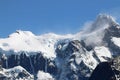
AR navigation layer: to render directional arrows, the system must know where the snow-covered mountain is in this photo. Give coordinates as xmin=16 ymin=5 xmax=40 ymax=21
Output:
xmin=0 ymin=14 xmax=120 ymax=80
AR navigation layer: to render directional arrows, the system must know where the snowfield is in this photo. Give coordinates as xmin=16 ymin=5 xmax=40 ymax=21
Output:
xmin=37 ymin=71 xmax=54 ymax=80
xmin=0 ymin=30 xmax=73 ymax=58
xmin=111 ymin=37 xmax=120 ymax=47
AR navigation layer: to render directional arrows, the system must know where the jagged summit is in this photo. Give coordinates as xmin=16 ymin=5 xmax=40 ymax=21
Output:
xmin=96 ymin=14 xmax=116 ymax=24
xmin=84 ymin=14 xmax=117 ymax=33
xmin=79 ymin=14 xmax=120 ymax=48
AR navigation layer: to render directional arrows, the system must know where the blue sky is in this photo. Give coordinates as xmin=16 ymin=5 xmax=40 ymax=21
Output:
xmin=0 ymin=0 xmax=120 ymax=37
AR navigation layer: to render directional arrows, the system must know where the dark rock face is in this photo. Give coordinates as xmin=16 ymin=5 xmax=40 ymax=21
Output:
xmin=1 ymin=53 xmax=58 ymax=75
xmin=89 ymin=62 xmax=116 ymax=80
xmin=89 ymin=56 xmax=120 ymax=80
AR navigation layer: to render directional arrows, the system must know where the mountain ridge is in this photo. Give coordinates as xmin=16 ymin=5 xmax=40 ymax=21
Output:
xmin=0 ymin=14 xmax=117 ymax=55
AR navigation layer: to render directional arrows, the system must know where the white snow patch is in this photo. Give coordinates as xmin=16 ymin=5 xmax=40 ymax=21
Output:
xmin=94 ymin=46 xmax=112 ymax=61
xmin=111 ymin=37 xmax=120 ymax=47
xmin=84 ymin=51 xmax=98 ymax=69
xmin=37 ymin=71 xmax=54 ymax=80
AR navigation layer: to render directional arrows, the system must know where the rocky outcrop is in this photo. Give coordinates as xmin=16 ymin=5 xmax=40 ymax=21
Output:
xmin=89 ymin=56 xmax=120 ymax=80
xmin=0 ymin=65 xmax=33 ymax=80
